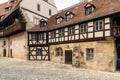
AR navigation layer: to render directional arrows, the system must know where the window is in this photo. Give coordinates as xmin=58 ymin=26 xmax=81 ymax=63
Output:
xmin=94 ymin=20 xmax=104 ymax=31
xmin=69 ymin=26 xmax=75 ymax=35
xmin=31 ymin=33 xmax=36 ymax=41
xmin=59 ymin=29 xmax=64 ymax=37
xmin=85 ymin=7 xmax=93 ymax=16
xmin=33 ymin=17 xmax=39 ymax=25
xmin=56 ymin=18 xmax=61 ymax=24
xmin=66 ymin=14 xmax=71 ymax=21
xmin=66 ymin=12 xmax=74 ymax=21
xmin=85 ymin=3 xmax=95 ymax=16
xmin=51 ymin=31 xmax=56 ymax=39
xmin=38 ymin=33 xmax=44 ymax=40
xmin=49 ymin=9 xmax=52 ymax=16
xmin=80 ymin=24 xmax=87 ymax=33
xmin=56 ymin=16 xmax=63 ymax=24
xmin=44 ymin=0 xmax=48 ymax=2
xmin=3 ymin=41 xmax=6 ymax=45
xmin=87 ymin=48 xmax=94 ymax=60
xmin=36 ymin=48 xmax=42 ymax=56
xmin=40 ymin=19 xmax=47 ymax=27
xmin=5 ymin=7 xmax=10 ymax=12
xmin=55 ymin=48 xmax=63 ymax=56
xmin=37 ymin=4 xmax=40 ymax=11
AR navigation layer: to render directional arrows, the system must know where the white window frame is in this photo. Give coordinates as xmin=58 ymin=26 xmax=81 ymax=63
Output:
xmin=94 ymin=20 xmax=104 ymax=31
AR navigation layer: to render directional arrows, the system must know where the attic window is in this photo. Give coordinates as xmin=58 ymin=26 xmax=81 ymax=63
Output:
xmin=10 ymin=0 xmax=15 ymax=4
xmin=66 ymin=11 xmax=74 ymax=21
xmin=85 ymin=3 xmax=95 ymax=16
xmin=40 ymin=19 xmax=47 ymax=27
xmin=5 ymin=7 xmax=11 ymax=12
xmin=56 ymin=16 xmax=63 ymax=24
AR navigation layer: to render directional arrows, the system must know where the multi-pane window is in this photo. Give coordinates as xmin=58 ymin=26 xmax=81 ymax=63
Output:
xmin=80 ymin=24 xmax=87 ymax=33
xmin=66 ymin=14 xmax=71 ymax=21
xmin=69 ymin=26 xmax=75 ymax=35
xmin=55 ymin=48 xmax=63 ymax=56
xmin=94 ymin=20 xmax=104 ymax=31
xmin=38 ymin=33 xmax=44 ymax=40
xmin=31 ymin=33 xmax=36 ymax=41
xmin=51 ymin=31 xmax=56 ymax=39
xmin=49 ymin=9 xmax=52 ymax=16
xmin=37 ymin=4 xmax=40 ymax=11
xmin=85 ymin=7 xmax=93 ymax=16
xmin=59 ymin=29 xmax=64 ymax=37
xmin=36 ymin=48 xmax=42 ymax=56
xmin=40 ymin=21 xmax=47 ymax=27
xmin=87 ymin=48 xmax=94 ymax=60
xmin=56 ymin=18 xmax=61 ymax=24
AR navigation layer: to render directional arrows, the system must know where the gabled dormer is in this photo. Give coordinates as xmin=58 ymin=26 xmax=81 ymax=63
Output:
xmin=56 ymin=15 xmax=64 ymax=24
xmin=65 ymin=11 xmax=74 ymax=21
xmin=5 ymin=6 xmax=11 ymax=12
xmin=8 ymin=0 xmax=16 ymax=5
xmin=84 ymin=3 xmax=95 ymax=16
xmin=40 ymin=19 xmax=47 ymax=27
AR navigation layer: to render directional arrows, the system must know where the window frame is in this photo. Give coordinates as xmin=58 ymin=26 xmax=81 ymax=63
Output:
xmin=86 ymin=48 xmax=94 ymax=60
xmin=31 ymin=33 xmax=37 ymax=41
xmin=68 ymin=26 xmax=75 ymax=35
xmin=38 ymin=33 xmax=44 ymax=40
xmin=36 ymin=48 xmax=42 ymax=56
xmin=94 ymin=20 xmax=104 ymax=31
xmin=51 ymin=31 xmax=56 ymax=39
xmin=59 ymin=29 xmax=64 ymax=37
xmin=55 ymin=48 xmax=63 ymax=56
xmin=49 ymin=9 xmax=52 ymax=16
xmin=80 ymin=23 xmax=87 ymax=33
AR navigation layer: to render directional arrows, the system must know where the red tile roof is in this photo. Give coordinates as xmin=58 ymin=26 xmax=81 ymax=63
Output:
xmin=29 ymin=0 xmax=120 ymax=32
xmin=0 ymin=1 xmax=21 ymax=21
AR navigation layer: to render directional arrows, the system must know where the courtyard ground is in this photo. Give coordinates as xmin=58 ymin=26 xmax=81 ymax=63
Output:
xmin=0 ymin=58 xmax=120 ymax=80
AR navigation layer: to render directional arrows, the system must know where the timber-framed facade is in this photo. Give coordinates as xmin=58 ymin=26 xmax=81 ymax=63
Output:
xmin=28 ymin=0 xmax=120 ymax=72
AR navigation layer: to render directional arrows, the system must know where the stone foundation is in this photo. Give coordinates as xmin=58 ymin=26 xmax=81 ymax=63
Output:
xmin=50 ymin=39 xmax=117 ymax=72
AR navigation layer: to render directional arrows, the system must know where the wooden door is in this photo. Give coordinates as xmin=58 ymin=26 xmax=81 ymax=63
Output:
xmin=65 ymin=50 xmax=72 ymax=64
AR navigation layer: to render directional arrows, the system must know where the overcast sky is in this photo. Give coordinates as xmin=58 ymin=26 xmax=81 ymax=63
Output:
xmin=0 ymin=0 xmax=80 ymax=10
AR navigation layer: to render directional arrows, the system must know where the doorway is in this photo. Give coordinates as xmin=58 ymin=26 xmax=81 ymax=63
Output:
xmin=3 ymin=49 xmax=6 ymax=57
xmin=65 ymin=50 xmax=72 ymax=64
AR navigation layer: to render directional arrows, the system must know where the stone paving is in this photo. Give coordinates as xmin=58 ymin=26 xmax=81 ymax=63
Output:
xmin=0 ymin=58 xmax=120 ymax=80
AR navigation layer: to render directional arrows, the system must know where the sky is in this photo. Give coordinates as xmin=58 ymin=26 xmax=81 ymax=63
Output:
xmin=0 ymin=0 xmax=80 ymax=10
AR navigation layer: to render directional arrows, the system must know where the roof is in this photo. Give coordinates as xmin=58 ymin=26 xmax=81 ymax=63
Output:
xmin=0 ymin=0 xmax=21 ymax=21
xmin=28 ymin=0 xmax=120 ymax=32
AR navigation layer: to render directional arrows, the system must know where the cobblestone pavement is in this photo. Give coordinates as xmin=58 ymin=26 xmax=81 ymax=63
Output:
xmin=0 ymin=58 xmax=120 ymax=80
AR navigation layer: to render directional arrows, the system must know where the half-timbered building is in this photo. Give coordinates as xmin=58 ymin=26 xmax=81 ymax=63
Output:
xmin=0 ymin=0 xmax=57 ymax=59
xmin=28 ymin=0 xmax=120 ymax=72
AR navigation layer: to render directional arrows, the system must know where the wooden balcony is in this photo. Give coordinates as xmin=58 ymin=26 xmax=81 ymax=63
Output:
xmin=4 ymin=22 xmax=26 ymax=36
xmin=112 ymin=26 xmax=120 ymax=36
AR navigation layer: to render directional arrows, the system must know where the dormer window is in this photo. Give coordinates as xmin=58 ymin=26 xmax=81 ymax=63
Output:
xmin=5 ymin=6 xmax=11 ymax=12
xmin=66 ymin=11 xmax=74 ymax=21
xmin=84 ymin=3 xmax=95 ymax=16
xmin=40 ymin=19 xmax=47 ymax=27
xmin=56 ymin=16 xmax=64 ymax=24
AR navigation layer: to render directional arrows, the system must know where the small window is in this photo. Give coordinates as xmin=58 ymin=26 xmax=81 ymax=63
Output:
xmin=94 ymin=20 xmax=104 ymax=31
xmin=80 ymin=24 xmax=87 ymax=33
xmin=44 ymin=0 xmax=48 ymax=2
xmin=36 ymin=48 xmax=42 ymax=56
xmin=51 ymin=31 xmax=56 ymax=39
xmin=59 ymin=29 xmax=64 ymax=37
xmin=3 ymin=41 xmax=6 ymax=45
xmin=56 ymin=18 xmax=61 ymax=24
xmin=31 ymin=33 xmax=36 ymax=41
xmin=85 ymin=7 xmax=93 ymax=16
xmin=68 ymin=26 xmax=75 ymax=35
xmin=85 ymin=3 xmax=95 ymax=16
xmin=5 ymin=7 xmax=10 ymax=12
xmin=49 ymin=9 xmax=52 ymax=16
xmin=87 ymin=48 xmax=94 ymax=60
xmin=38 ymin=33 xmax=44 ymax=40
xmin=40 ymin=19 xmax=47 ymax=27
xmin=37 ymin=4 xmax=40 ymax=11
xmin=66 ymin=12 xmax=74 ymax=21
xmin=33 ymin=17 xmax=39 ymax=25
xmin=55 ymin=48 xmax=63 ymax=56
